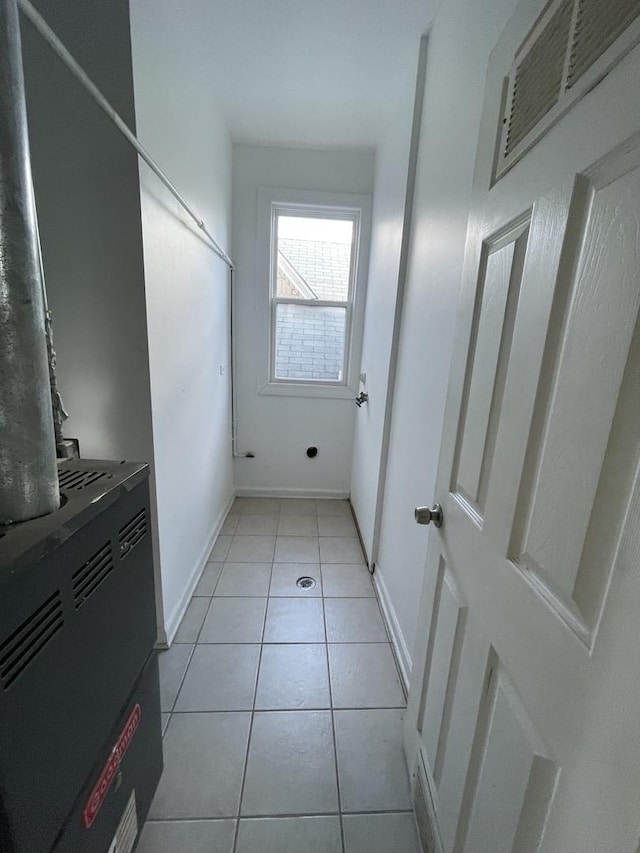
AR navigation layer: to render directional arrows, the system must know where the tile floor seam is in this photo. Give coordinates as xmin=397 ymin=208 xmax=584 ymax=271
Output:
xmin=143 ymin=806 xmax=415 ymax=824
xmin=236 ymin=808 xmax=417 ymax=827
xmin=167 ymin=702 xmax=406 ymax=714
xmin=321 ymin=591 xmax=346 ymax=853
xmin=210 ymin=560 xmax=226 ymax=597
xmin=167 ymin=643 xmax=196 ymax=716
xmin=193 ymin=590 xmax=216 ymax=646
xmin=143 ymin=818 xmax=238 ymax=824
xmin=152 ymin=503 xmax=420 ymax=852
xmin=230 ymin=562 xmax=273 ymax=853
xmin=191 ymin=639 xmax=399 ymax=645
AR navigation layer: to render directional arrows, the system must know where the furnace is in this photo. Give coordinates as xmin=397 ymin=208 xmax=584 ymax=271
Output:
xmin=0 ymin=459 xmax=162 ymax=853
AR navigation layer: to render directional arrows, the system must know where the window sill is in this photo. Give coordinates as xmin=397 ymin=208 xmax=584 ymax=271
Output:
xmin=258 ymin=380 xmax=357 ymax=400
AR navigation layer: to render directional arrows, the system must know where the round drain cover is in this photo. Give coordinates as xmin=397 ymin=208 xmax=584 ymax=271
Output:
xmin=296 ymin=576 xmax=316 ymax=590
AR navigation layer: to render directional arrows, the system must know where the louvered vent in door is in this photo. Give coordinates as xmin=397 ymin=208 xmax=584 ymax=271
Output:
xmin=0 ymin=593 xmax=64 ymax=690
xmin=566 ymin=0 xmax=640 ymax=88
xmin=118 ymin=509 xmax=147 ymax=559
xmin=72 ymin=543 xmax=114 ymax=609
xmin=496 ymin=0 xmax=640 ymax=179
xmin=505 ymin=0 xmax=573 ymax=157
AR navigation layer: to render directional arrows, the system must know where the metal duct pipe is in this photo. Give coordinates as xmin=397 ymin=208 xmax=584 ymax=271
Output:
xmin=0 ymin=0 xmax=59 ymax=524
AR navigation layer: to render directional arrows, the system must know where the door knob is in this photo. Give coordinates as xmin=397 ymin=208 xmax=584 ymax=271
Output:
xmin=414 ymin=504 xmax=443 ymax=527
xmin=355 ymin=392 xmax=369 ymax=407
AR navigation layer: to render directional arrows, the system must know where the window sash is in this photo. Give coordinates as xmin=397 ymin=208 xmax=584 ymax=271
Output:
xmin=270 ymin=299 xmax=352 ymax=385
xmin=274 ymin=297 xmax=349 ymax=309
xmin=269 ymin=206 xmax=360 ymax=386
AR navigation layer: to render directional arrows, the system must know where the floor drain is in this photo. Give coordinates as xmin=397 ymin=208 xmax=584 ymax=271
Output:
xmin=296 ymin=576 xmax=316 ymax=590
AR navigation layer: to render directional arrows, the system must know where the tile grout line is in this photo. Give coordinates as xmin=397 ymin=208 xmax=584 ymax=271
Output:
xmin=230 ymin=560 xmax=273 ymax=853
xmin=226 ymin=533 xmax=361 ymax=538
xmin=194 ymin=594 xmax=374 ymax=600
xmin=321 ymin=579 xmax=347 ymax=853
xmin=164 ymin=568 xmax=219 ymax=725
xmin=160 ymin=503 xmax=409 ymax=846
xmin=164 ymin=703 xmax=407 ymax=715
xmin=176 ymin=639 xmax=407 ymax=645
xmin=162 ymin=564 xmax=223 ymax=739
xmin=164 ymin=642 xmax=196 ymax=737
xmin=225 ymin=592 xmax=372 ymax=596
xmin=143 ymin=807 xmax=416 ymax=825
xmin=188 ymin=558 xmax=227 ymax=645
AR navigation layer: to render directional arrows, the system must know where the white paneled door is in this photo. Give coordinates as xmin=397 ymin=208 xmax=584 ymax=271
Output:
xmin=404 ymin=9 xmax=640 ymax=853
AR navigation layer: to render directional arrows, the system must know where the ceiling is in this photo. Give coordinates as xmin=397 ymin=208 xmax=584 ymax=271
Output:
xmin=190 ymin=0 xmax=435 ymax=149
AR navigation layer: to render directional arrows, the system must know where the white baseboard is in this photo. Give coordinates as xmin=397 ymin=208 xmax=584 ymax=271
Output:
xmin=155 ymin=626 xmax=169 ymax=650
xmin=350 ymin=506 xmax=370 ymax=566
xmin=163 ymin=490 xmax=235 ymax=645
xmin=374 ymin=565 xmax=412 ymax=692
xmin=235 ymin=486 xmax=349 ymax=499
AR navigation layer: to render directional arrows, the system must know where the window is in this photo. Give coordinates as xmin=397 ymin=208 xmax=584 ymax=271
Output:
xmin=271 ymin=210 xmax=356 ymax=385
xmin=256 ymin=188 xmax=370 ymax=398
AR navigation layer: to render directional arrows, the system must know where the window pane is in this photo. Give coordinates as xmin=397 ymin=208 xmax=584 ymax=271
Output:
xmin=275 ymin=303 xmax=346 ymax=381
xmin=276 ymin=215 xmax=353 ymax=300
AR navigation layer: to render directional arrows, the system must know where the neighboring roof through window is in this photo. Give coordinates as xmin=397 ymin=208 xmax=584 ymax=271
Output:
xmin=277 ymin=238 xmax=351 ymax=301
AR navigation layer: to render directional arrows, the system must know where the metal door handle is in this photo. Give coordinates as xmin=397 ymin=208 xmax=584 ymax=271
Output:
xmin=355 ymin=392 xmax=369 ymax=407
xmin=414 ymin=504 xmax=443 ymax=527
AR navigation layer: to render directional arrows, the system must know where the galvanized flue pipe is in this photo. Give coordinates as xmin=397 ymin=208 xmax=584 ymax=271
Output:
xmin=0 ymin=0 xmax=59 ymax=524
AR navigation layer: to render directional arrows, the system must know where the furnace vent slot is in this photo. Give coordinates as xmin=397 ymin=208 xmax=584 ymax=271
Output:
xmin=0 ymin=593 xmax=64 ymax=690
xmin=119 ymin=509 xmax=147 ymax=559
xmin=72 ymin=543 xmax=114 ymax=609
xmin=58 ymin=469 xmax=109 ymax=491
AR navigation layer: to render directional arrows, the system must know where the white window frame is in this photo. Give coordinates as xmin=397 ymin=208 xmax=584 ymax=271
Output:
xmin=257 ymin=187 xmax=372 ymax=399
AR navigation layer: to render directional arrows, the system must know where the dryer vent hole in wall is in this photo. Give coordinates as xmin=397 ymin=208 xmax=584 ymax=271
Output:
xmin=306 ymin=446 xmax=318 ymax=459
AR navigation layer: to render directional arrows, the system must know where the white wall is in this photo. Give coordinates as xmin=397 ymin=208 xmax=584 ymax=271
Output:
xmin=22 ymin=0 xmax=164 ymax=617
xmin=349 ymin=125 xmax=413 ymax=559
xmin=370 ymin=0 xmax=522 ymax=681
xmin=232 ymin=145 xmax=375 ymax=498
xmin=23 ymin=0 xmax=154 ymax=473
xmin=130 ymin=0 xmax=234 ymax=642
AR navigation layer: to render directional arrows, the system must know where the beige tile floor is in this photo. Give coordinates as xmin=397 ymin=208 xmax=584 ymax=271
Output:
xmin=138 ymin=498 xmax=422 ymax=853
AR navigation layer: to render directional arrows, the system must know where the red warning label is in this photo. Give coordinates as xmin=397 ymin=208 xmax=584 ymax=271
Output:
xmin=83 ymin=704 xmax=141 ymax=829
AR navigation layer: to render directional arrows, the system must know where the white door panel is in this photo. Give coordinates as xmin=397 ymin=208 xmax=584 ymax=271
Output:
xmin=454 ymin=234 xmax=521 ymax=509
xmin=433 ymin=620 xmax=492 ymax=853
xmin=458 ymin=663 xmax=557 ymax=853
xmin=418 ymin=561 xmax=469 ymax=776
xmin=482 ymin=179 xmax=591 ymax=565
xmin=509 ymin=164 xmax=640 ymax=612
xmin=406 ymin=12 xmax=640 ymax=853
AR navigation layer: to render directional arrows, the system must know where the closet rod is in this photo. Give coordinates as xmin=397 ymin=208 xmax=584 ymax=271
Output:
xmin=18 ymin=0 xmax=234 ymax=269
